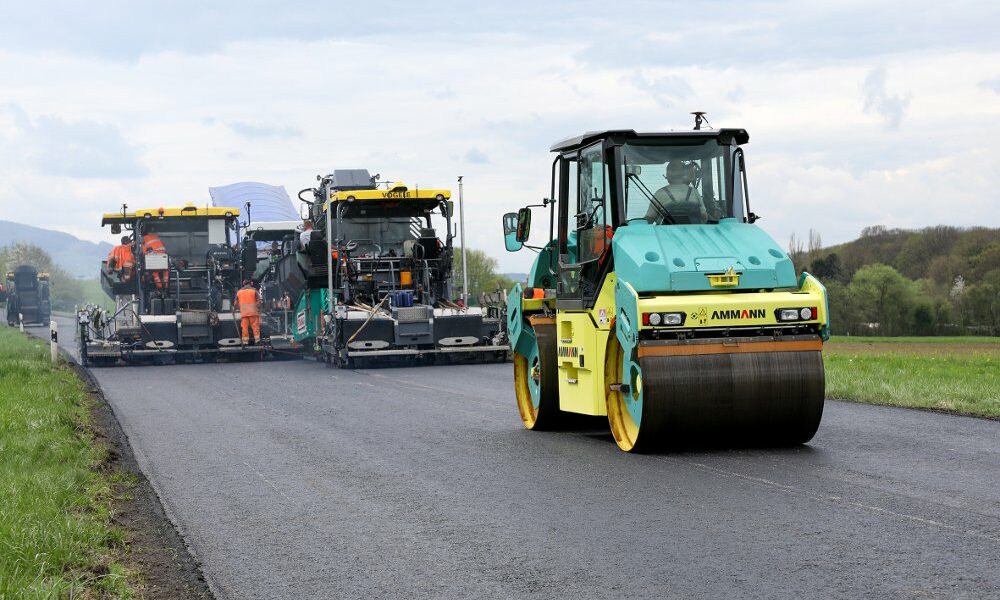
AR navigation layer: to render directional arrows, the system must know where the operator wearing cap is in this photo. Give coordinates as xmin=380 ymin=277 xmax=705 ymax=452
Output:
xmin=647 ymin=161 xmax=708 ymax=223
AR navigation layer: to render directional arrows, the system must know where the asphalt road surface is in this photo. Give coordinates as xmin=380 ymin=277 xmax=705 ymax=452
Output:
xmin=33 ymin=318 xmax=1000 ymax=598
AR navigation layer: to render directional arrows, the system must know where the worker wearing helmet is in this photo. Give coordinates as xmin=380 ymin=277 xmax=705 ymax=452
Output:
xmin=236 ymin=280 xmax=261 ymax=345
xmin=142 ymin=226 xmax=169 ymax=290
xmin=107 ymin=235 xmax=136 ymax=283
xmin=648 ymin=161 xmax=708 ymax=224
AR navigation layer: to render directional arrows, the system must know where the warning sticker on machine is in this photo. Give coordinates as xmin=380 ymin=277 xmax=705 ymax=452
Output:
xmin=598 ymin=308 xmax=608 ymax=326
xmin=297 ymin=312 xmax=307 ymax=334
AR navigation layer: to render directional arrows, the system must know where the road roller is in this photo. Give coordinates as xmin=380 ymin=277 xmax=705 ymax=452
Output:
xmin=503 ymin=119 xmax=829 ymax=452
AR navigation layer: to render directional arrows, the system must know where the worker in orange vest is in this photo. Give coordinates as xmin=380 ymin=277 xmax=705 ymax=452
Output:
xmin=142 ymin=226 xmax=169 ymax=290
xmin=236 ymin=280 xmax=261 ymax=345
xmin=107 ymin=235 xmax=136 ymax=282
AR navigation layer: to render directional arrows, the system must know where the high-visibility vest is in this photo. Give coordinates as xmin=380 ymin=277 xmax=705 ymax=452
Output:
xmin=143 ymin=234 xmax=166 ymax=255
xmin=236 ymin=287 xmax=259 ymax=316
xmin=109 ymin=245 xmax=136 ymax=269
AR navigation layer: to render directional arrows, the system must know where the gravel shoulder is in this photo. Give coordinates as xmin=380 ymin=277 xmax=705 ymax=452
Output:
xmin=26 ymin=321 xmax=212 ymax=599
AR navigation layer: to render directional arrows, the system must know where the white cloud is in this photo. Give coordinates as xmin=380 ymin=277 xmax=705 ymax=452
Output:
xmin=1 ymin=104 xmax=147 ymax=178
xmin=226 ymin=121 xmax=303 ymax=139
xmin=0 ymin=2 xmax=997 ymax=275
xmin=861 ymin=66 xmax=911 ymax=130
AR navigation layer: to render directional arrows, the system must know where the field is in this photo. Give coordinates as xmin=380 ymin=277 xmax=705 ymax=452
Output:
xmin=81 ymin=278 xmax=115 ymax=311
xmin=825 ymin=336 xmax=999 ymax=418
xmin=0 ymin=327 xmax=134 ymax=598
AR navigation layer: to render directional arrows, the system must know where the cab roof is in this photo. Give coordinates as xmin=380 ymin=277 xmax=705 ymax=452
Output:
xmin=549 ymin=128 xmax=750 ymax=153
xmin=101 ymin=204 xmax=240 ymax=225
xmin=326 ymin=184 xmax=451 ymax=205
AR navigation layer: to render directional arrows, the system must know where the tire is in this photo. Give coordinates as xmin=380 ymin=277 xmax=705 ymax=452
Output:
xmin=513 ymin=319 xmax=563 ymax=430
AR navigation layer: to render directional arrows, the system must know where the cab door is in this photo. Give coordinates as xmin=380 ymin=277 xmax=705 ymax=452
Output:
xmin=555 ymin=141 xmax=613 ymax=416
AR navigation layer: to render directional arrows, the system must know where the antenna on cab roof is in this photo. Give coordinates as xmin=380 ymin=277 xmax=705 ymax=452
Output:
xmin=691 ymin=111 xmax=711 ymax=130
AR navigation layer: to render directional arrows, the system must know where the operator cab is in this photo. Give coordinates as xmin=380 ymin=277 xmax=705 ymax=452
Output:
xmin=302 ymin=169 xmax=454 ymax=307
xmin=503 ymin=127 xmax=755 ymax=307
xmin=100 ymin=205 xmax=241 ymax=313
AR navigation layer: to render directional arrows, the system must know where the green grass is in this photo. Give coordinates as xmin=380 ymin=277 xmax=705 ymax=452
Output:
xmin=829 ymin=335 xmax=1000 ymax=344
xmin=0 ymin=327 xmax=135 ymax=598
xmin=80 ymin=279 xmax=115 ymax=311
xmin=825 ymin=339 xmax=999 ymax=418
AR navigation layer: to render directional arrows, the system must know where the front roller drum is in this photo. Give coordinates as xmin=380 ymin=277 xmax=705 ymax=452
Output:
xmin=514 ymin=317 xmax=564 ymax=430
xmin=608 ymin=344 xmax=825 ymax=452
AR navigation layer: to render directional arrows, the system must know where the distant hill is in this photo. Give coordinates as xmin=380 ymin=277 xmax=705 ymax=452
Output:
xmin=0 ymin=220 xmax=111 ymax=278
xmin=798 ymin=225 xmax=999 ymax=287
xmin=794 ymin=225 xmax=999 ymax=336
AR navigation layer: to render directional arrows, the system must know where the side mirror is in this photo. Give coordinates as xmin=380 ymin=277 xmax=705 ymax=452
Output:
xmin=110 ymin=224 xmax=122 ymax=235
xmin=516 ymin=207 xmax=531 ymax=242
xmin=443 ymin=201 xmax=455 ymax=218
xmin=502 ymin=212 xmax=522 ymax=252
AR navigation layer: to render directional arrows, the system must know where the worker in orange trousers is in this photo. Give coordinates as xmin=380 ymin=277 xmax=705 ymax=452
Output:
xmin=236 ymin=280 xmax=261 ymax=345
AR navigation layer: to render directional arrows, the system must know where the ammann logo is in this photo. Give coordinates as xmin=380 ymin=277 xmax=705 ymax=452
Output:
xmin=557 ymin=346 xmax=579 ymax=358
xmin=711 ymin=308 xmax=766 ymax=320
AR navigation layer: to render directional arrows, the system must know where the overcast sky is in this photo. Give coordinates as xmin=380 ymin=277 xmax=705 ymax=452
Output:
xmin=0 ymin=0 xmax=997 ymax=271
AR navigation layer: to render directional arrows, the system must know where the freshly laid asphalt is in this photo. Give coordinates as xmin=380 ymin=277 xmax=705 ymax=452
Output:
xmin=34 ymin=318 xmax=1000 ymax=598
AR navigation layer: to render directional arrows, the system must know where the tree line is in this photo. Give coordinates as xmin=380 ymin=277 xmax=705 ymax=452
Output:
xmin=790 ymin=226 xmax=999 ymax=336
xmin=452 ymin=248 xmax=517 ymax=304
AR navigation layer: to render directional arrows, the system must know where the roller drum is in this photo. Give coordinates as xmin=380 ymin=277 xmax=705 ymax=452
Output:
xmin=638 ymin=349 xmax=825 ymax=447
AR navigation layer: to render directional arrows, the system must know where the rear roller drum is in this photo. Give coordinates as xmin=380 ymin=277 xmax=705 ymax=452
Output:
xmin=514 ymin=321 xmax=563 ymax=430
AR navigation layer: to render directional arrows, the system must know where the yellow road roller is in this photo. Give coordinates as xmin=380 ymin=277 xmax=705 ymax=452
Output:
xmin=503 ymin=123 xmax=828 ymax=452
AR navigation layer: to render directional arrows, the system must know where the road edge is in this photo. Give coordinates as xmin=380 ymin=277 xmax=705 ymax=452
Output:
xmin=26 ymin=324 xmax=218 ymax=599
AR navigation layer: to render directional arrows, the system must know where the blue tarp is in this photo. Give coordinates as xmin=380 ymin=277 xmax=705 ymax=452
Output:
xmin=208 ymin=182 xmax=299 ymax=223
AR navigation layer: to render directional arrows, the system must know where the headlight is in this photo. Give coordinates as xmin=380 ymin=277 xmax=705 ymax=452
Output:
xmin=662 ymin=312 xmax=683 ymax=325
xmin=776 ymin=307 xmax=818 ymax=321
xmin=642 ymin=312 xmax=685 ymax=326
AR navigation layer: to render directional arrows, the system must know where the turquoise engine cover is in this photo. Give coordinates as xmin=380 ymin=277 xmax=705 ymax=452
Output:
xmin=612 ymin=218 xmax=797 ymax=293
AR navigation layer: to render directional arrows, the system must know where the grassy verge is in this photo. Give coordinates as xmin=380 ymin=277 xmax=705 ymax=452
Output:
xmin=829 ymin=335 xmax=1000 ymax=344
xmin=81 ymin=278 xmax=115 ymax=311
xmin=824 ymin=337 xmax=999 ymax=418
xmin=0 ymin=327 xmax=135 ymax=598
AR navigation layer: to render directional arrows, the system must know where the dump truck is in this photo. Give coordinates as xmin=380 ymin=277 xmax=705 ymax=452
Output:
xmin=76 ymin=204 xmax=259 ymax=365
xmin=5 ymin=265 xmax=51 ymax=326
xmin=293 ymin=169 xmax=508 ymax=367
xmin=503 ymin=123 xmax=829 ymax=452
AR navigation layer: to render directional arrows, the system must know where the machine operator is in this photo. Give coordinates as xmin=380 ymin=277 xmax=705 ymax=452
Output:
xmin=236 ymin=280 xmax=261 ymax=346
xmin=142 ymin=226 xmax=169 ymax=291
xmin=648 ymin=161 xmax=708 ymax=224
xmin=106 ymin=235 xmax=136 ymax=282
